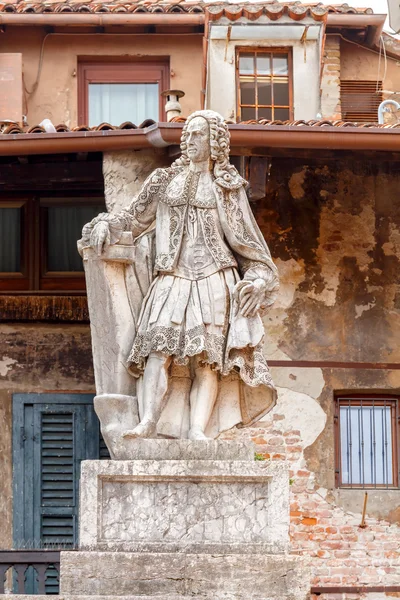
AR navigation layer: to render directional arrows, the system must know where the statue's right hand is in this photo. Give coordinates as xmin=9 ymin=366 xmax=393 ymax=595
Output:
xmin=90 ymin=221 xmax=110 ymax=256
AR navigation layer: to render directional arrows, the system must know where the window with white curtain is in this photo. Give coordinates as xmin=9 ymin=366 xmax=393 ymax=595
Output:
xmin=78 ymin=60 xmax=169 ymax=126
xmin=335 ymin=396 xmax=398 ymax=488
xmin=88 ymin=83 xmax=159 ymax=127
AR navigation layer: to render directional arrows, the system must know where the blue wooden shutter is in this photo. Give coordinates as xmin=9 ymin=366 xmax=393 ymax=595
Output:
xmin=34 ymin=405 xmax=80 ymax=548
xmin=13 ymin=394 xmax=109 ymax=551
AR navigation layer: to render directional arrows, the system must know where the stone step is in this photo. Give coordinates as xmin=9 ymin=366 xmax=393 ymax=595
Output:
xmin=2 ymin=597 xmax=197 ymax=600
xmin=2 ymin=596 xmax=305 ymax=600
xmin=60 ymin=551 xmax=310 ymax=600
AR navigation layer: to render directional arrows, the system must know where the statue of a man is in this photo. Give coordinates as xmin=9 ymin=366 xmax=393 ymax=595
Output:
xmin=81 ymin=110 xmax=279 ymax=441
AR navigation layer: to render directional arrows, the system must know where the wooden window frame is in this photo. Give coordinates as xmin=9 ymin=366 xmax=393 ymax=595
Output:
xmin=39 ymin=197 xmax=105 ymax=292
xmin=0 ymin=194 xmax=105 ymax=293
xmin=236 ymin=47 xmax=293 ymax=123
xmin=0 ymin=199 xmax=31 ymax=291
xmin=334 ymin=394 xmax=399 ymax=489
xmin=78 ymin=58 xmax=170 ymax=126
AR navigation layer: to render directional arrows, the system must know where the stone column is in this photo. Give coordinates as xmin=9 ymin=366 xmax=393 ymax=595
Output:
xmin=103 ymin=148 xmax=170 ymax=213
xmin=320 ymin=35 xmax=341 ymax=121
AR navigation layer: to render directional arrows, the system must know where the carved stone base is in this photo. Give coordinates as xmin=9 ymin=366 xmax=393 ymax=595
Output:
xmin=78 ymin=448 xmax=289 ymax=553
xmin=60 ymin=441 xmax=310 ymax=599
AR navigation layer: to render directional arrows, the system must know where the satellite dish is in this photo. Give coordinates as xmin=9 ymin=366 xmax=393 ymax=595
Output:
xmin=378 ymin=94 xmax=400 ymax=124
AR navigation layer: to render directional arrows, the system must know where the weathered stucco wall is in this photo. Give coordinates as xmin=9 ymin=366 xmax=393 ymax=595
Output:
xmin=0 ymin=324 xmax=94 ymax=549
xmin=208 ymin=20 xmax=321 ymax=121
xmin=259 ymin=159 xmax=400 ymax=364
xmin=1 ymin=29 xmax=203 ymax=127
xmin=341 ymin=39 xmax=400 ymax=100
xmin=224 ymin=155 xmax=400 ymax=592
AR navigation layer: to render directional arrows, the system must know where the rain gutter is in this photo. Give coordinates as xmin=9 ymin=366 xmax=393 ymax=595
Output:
xmin=1 ymin=123 xmax=400 ymax=157
xmin=0 ymin=12 xmax=205 ymax=27
xmin=228 ymin=123 xmax=400 ymax=152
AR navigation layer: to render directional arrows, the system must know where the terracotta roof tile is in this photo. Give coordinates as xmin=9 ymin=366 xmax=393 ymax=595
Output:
xmin=0 ymin=1 xmax=374 ymax=16
xmin=207 ymin=2 xmax=373 ymax=22
xmin=3 ymin=118 xmax=400 ymax=135
xmin=0 ymin=120 xmax=156 ymax=134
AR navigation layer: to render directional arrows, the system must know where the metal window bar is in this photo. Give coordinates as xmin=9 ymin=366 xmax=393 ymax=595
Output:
xmin=338 ymin=397 xmax=396 ymax=488
xmin=360 ymin=397 xmax=365 ymax=486
xmin=372 ymin=397 xmax=376 ymax=488
xmin=348 ymin=396 xmax=352 ymax=488
xmin=384 ymin=397 xmax=388 ymax=488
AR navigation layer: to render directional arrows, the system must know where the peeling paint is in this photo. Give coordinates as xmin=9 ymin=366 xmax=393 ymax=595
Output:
xmin=0 ymin=357 xmax=17 ymax=377
xmin=288 ymin=169 xmax=306 ymax=200
xmin=265 ymin=384 xmax=327 ymax=449
xmin=382 ymin=222 xmax=400 ymax=257
xmin=308 ymin=203 xmax=376 ymax=307
xmin=355 ymin=300 xmax=376 ymax=318
xmin=263 ymin=258 xmax=305 ymax=360
xmin=270 ymin=366 xmax=325 ymax=399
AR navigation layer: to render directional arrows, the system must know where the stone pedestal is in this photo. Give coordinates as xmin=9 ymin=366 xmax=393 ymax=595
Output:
xmin=60 ymin=441 xmax=310 ymax=600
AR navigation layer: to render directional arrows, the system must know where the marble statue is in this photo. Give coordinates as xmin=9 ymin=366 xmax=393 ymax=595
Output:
xmin=79 ymin=110 xmax=279 ymax=451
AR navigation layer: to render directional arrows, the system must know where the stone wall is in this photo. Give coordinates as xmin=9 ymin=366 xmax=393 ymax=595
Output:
xmin=320 ymin=35 xmax=341 ymax=120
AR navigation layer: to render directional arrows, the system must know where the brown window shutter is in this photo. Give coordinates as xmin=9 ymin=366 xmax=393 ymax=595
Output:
xmin=340 ymin=80 xmax=383 ymax=123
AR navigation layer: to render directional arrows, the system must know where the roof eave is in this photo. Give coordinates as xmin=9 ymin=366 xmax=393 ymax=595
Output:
xmin=1 ymin=123 xmax=400 ymax=157
xmin=0 ymin=12 xmax=205 ymax=27
xmin=326 ymin=12 xmax=386 ymax=47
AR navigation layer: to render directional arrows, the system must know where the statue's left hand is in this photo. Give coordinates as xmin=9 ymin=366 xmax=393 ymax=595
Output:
xmin=233 ymin=278 xmax=267 ymax=318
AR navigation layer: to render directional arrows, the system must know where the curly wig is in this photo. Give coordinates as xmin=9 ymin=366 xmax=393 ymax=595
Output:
xmin=172 ymin=110 xmax=240 ymax=184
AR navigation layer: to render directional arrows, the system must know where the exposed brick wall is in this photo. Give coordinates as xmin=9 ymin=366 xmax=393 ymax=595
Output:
xmin=222 ymin=409 xmax=400 ymax=598
xmin=321 ymin=35 xmax=341 ymax=120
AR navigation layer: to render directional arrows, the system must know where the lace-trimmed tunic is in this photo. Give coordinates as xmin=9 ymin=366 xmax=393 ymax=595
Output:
xmin=81 ymin=165 xmax=280 ymax=421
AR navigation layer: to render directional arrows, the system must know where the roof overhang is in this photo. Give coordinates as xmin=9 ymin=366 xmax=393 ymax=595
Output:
xmin=1 ymin=122 xmax=400 ymax=157
xmin=0 ymin=3 xmax=384 ymax=41
xmin=326 ymin=12 xmax=386 ymax=47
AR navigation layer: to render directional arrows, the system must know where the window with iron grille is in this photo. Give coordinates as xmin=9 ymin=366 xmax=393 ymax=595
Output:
xmin=335 ymin=395 xmax=399 ymax=488
xmin=236 ymin=48 xmax=293 ymax=122
xmin=340 ymin=80 xmax=383 ymax=123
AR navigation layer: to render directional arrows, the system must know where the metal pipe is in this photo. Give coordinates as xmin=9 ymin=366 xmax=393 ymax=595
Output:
xmin=378 ymin=99 xmax=400 ymax=124
xmin=359 ymin=491 xmax=368 ymax=528
xmin=0 ymin=13 xmax=205 ymax=27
